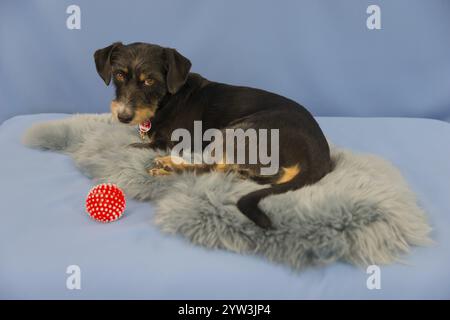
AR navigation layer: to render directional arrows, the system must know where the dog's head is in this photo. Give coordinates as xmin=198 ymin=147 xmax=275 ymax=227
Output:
xmin=94 ymin=42 xmax=191 ymax=124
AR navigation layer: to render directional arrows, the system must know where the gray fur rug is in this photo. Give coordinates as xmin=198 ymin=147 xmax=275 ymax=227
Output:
xmin=22 ymin=114 xmax=432 ymax=269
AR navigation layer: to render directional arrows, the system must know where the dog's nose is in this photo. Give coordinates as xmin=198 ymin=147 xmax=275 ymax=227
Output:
xmin=118 ymin=113 xmax=133 ymax=123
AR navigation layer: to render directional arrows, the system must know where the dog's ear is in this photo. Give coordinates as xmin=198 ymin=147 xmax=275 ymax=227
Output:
xmin=164 ymin=48 xmax=192 ymax=94
xmin=94 ymin=42 xmax=122 ymax=85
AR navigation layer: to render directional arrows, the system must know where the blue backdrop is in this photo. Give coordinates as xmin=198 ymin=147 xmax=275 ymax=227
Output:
xmin=1 ymin=0 xmax=449 ymax=123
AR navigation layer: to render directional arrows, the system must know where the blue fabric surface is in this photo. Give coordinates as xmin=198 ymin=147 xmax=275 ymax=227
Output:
xmin=0 ymin=114 xmax=449 ymax=299
xmin=1 ymin=0 xmax=450 ymax=123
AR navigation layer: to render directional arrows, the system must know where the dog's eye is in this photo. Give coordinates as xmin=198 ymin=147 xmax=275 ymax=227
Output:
xmin=115 ymin=72 xmax=125 ymax=82
xmin=144 ymin=78 xmax=154 ymax=86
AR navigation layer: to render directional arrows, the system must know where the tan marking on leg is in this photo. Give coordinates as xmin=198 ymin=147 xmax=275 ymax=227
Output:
xmin=153 ymin=156 xmax=210 ymax=175
xmin=213 ymin=159 xmax=239 ymax=173
xmin=147 ymin=168 xmax=172 ymax=176
xmin=212 ymin=152 xmax=238 ymax=173
xmin=154 ymin=155 xmax=190 ymax=170
xmin=275 ymin=164 xmax=301 ymax=184
xmin=214 ymin=163 xmax=228 ymax=172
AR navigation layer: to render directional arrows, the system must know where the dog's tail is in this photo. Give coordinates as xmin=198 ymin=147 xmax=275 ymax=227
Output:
xmin=237 ymin=169 xmax=313 ymax=229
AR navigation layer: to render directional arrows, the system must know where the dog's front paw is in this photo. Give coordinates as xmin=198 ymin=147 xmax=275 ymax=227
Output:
xmin=153 ymin=156 xmax=176 ymax=171
xmin=147 ymin=167 xmax=173 ymax=176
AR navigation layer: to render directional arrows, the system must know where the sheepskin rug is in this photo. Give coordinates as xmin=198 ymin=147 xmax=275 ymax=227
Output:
xmin=22 ymin=113 xmax=432 ymax=270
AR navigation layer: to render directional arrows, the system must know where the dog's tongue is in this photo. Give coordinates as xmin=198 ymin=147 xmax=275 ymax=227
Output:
xmin=139 ymin=119 xmax=152 ymax=133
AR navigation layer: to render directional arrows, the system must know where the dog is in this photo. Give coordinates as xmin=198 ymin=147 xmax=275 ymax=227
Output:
xmin=94 ymin=42 xmax=332 ymax=229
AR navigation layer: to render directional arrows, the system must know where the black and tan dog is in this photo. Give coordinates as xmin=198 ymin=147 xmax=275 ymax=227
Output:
xmin=94 ymin=42 xmax=332 ymax=229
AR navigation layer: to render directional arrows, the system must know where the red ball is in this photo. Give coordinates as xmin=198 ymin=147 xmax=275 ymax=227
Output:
xmin=85 ymin=184 xmax=126 ymax=223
